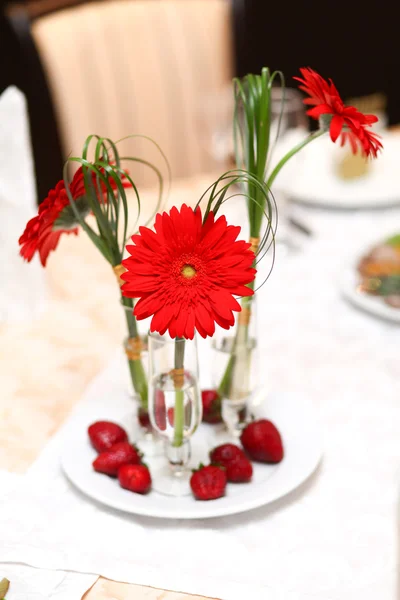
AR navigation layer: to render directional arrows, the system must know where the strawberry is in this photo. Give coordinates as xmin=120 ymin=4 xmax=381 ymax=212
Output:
xmin=92 ymin=442 xmax=142 ymax=476
xmin=209 ymin=443 xmax=246 ymax=465
xmin=240 ymin=419 xmax=284 ymax=463
xmin=154 ymin=389 xmax=166 ymax=431
xmin=201 ymin=390 xmax=222 ymax=424
xmin=88 ymin=421 xmax=128 ymax=453
xmin=167 ymin=407 xmax=175 ymax=426
xmin=225 ymin=456 xmax=253 ymax=483
xmin=209 ymin=444 xmax=252 ymax=483
xmin=167 ymin=404 xmax=191 ymax=427
xmin=190 ymin=464 xmax=227 ymax=500
xmin=137 ymin=407 xmax=151 ymax=431
xmin=118 ymin=464 xmax=152 ymax=494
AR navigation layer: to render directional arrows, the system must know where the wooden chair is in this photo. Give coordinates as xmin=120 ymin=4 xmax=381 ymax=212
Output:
xmin=30 ymin=0 xmax=234 ymax=187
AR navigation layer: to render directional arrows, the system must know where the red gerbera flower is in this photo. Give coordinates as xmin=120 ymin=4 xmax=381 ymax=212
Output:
xmin=295 ymin=67 xmax=382 ymax=158
xmin=19 ymin=179 xmax=78 ymax=266
xmin=19 ymin=165 xmax=131 ymax=266
xmin=121 ymin=204 xmax=256 ymax=339
xmin=340 ymin=127 xmax=383 ymax=159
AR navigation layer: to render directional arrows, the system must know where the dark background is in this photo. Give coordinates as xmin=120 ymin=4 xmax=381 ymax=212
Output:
xmin=234 ymin=0 xmax=400 ymax=123
xmin=1 ymin=0 xmax=399 ymax=200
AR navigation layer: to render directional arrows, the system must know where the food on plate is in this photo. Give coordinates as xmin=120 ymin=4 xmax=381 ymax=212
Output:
xmin=88 ymin=421 xmax=128 ymax=453
xmin=137 ymin=407 xmax=151 ymax=431
xmin=240 ymin=419 xmax=284 ymax=464
xmin=190 ymin=464 xmax=227 ymax=500
xmin=210 ymin=443 xmax=252 ymax=483
xmin=224 ymin=455 xmax=253 ymax=483
xmin=209 ymin=443 xmax=246 ymax=465
xmin=201 ymin=390 xmax=222 ymax=424
xmin=357 ymin=235 xmax=400 ymax=307
xmin=92 ymin=442 xmax=142 ymax=476
xmin=118 ymin=464 xmax=152 ymax=494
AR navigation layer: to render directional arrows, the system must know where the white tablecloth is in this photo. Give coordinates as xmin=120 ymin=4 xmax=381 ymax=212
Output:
xmin=0 ymin=471 xmax=97 ymax=599
xmin=1 ymin=197 xmax=400 ymax=599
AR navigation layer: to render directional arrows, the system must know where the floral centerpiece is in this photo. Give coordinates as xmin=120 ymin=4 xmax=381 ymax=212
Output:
xmin=120 ymin=167 xmax=273 ymax=493
xmin=214 ymin=67 xmax=383 ymax=425
xmin=19 ymin=136 xmax=168 ymax=426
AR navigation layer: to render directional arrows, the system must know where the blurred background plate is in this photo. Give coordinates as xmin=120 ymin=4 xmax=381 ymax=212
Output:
xmin=275 ymin=131 xmax=400 ymax=209
xmin=341 ymin=266 xmax=400 ymax=324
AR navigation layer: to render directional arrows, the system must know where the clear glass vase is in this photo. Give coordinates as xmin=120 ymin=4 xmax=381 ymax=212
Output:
xmin=148 ymin=333 xmax=202 ymax=496
xmin=121 ymin=303 xmax=163 ymax=457
xmin=211 ymin=297 xmax=259 ymax=439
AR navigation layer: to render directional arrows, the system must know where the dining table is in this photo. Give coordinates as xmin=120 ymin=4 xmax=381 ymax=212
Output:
xmin=0 ymin=175 xmax=217 ymax=600
xmin=1 ymin=167 xmax=399 ymax=600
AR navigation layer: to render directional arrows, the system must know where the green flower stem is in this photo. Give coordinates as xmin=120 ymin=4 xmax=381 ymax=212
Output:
xmin=121 ymin=295 xmax=148 ymax=410
xmin=173 ymin=337 xmax=185 ymax=447
xmin=218 ymin=130 xmax=326 ymax=400
xmin=266 ymin=129 xmax=326 ymax=190
xmin=218 ymin=285 xmax=254 ymax=400
xmin=217 ymin=353 xmax=235 ymax=398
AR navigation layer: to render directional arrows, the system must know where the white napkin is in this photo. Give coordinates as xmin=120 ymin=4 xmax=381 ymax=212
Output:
xmin=0 ymin=86 xmax=47 ymax=322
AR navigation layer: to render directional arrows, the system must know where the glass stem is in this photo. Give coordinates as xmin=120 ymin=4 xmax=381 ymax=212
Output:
xmin=173 ymin=337 xmax=185 ymax=447
xmin=166 ymin=439 xmax=190 ymax=474
xmin=121 ymin=295 xmax=148 ymax=410
xmin=217 ymin=281 xmax=254 ymax=400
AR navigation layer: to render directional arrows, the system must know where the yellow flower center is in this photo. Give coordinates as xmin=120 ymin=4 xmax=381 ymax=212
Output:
xmin=181 ymin=264 xmax=197 ymax=279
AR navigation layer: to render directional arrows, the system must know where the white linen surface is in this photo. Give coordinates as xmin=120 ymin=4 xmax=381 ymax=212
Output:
xmin=0 ymin=470 xmax=97 ymax=599
xmin=1 ymin=200 xmax=400 ymax=600
xmin=0 ymin=86 xmax=47 ymax=322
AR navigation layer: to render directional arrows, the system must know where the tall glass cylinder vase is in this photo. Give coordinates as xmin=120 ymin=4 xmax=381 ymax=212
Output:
xmin=148 ymin=333 xmax=202 ymax=496
xmin=120 ymin=300 xmax=164 ymax=457
xmin=121 ymin=303 xmax=149 ymax=420
xmin=211 ymin=296 xmax=259 ymax=439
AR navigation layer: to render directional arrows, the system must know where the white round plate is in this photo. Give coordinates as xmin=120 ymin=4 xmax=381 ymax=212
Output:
xmin=341 ymin=266 xmax=400 ymax=324
xmin=274 ymin=130 xmax=400 ymax=209
xmin=62 ymin=392 xmax=322 ymax=519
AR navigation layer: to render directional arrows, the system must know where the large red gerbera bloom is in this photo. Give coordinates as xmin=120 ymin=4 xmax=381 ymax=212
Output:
xmin=19 ymin=165 xmax=131 ymax=266
xmin=121 ymin=204 xmax=256 ymax=339
xmin=294 ymin=67 xmax=382 ymax=158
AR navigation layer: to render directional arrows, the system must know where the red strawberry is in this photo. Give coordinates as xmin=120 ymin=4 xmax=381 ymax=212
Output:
xmin=118 ymin=464 xmax=152 ymax=494
xmin=92 ymin=442 xmax=142 ymax=476
xmin=209 ymin=444 xmax=252 ymax=483
xmin=240 ymin=419 xmax=284 ymax=463
xmin=167 ymin=407 xmax=175 ymax=426
xmin=137 ymin=407 xmax=151 ymax=431
xmin=190 ymin=464 xmax=227 ymax=500
xmin=225 ymin=456 xmax=253 ymax=483
xmin=201 ymin=390 xmax=222 ymax=424
xmin=88 ymin=421 xmax=128 ymax=453
xmin=154 ymin=389 xmax=166 ymax=431
xmin=167 ymin=404 xmax=191 ymax=427
xmin=209 ymin=443 xmax=246 ymax=465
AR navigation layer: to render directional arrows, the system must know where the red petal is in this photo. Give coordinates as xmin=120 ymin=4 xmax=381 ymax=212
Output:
xmin=329 ymin=115 xmax=344 ymax=142
xmin=185 ymin=310 xmax=196 ymax=339
xmin=195 ymin=304 xmax=215 ymax=337
xmin=306 ymin=104 xmax=332 ymax=119
xmin=139 ymin=226 xmax=160 ymax=252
